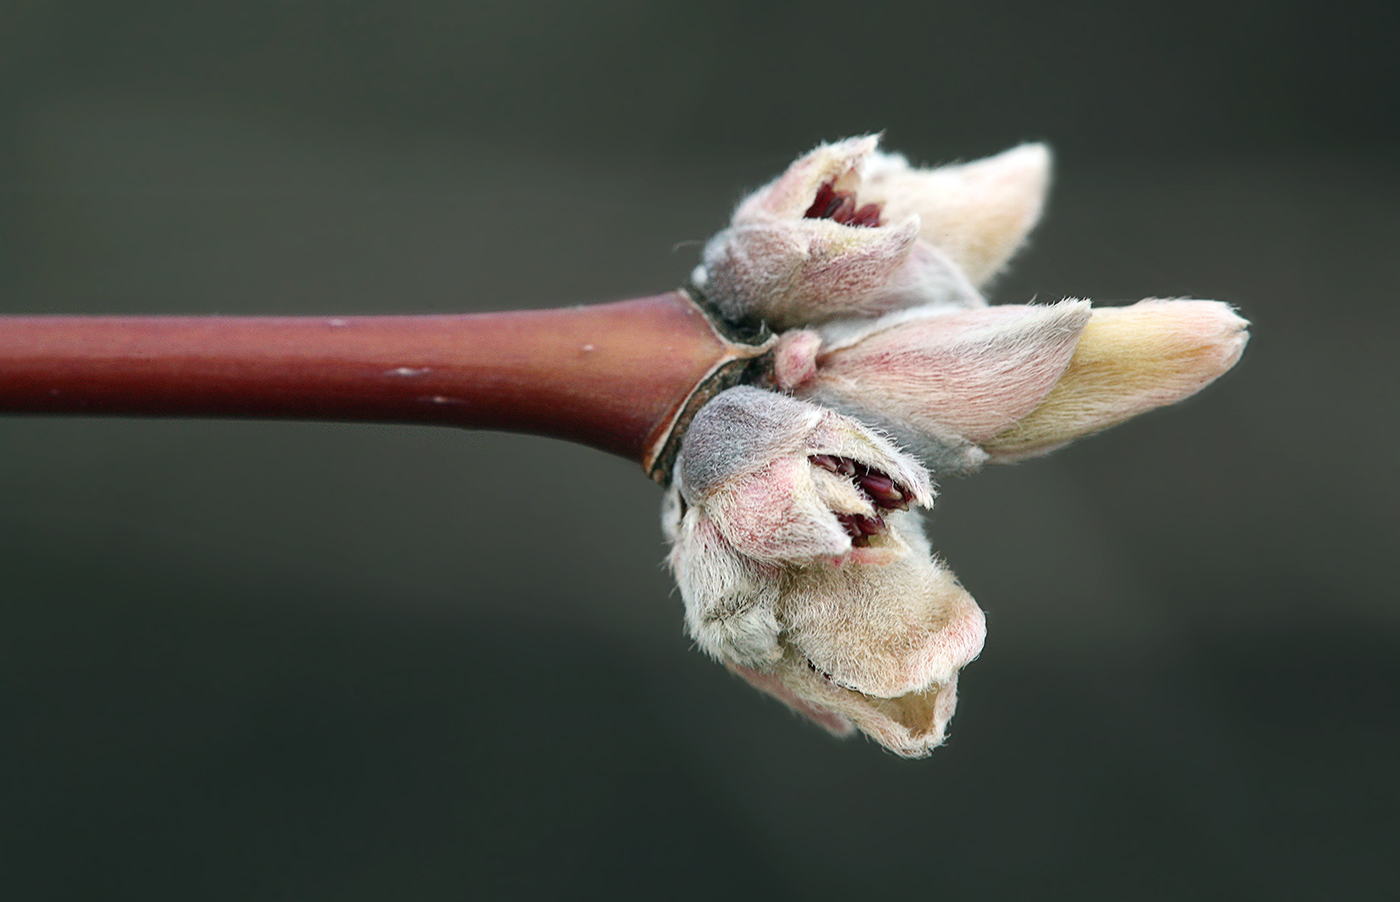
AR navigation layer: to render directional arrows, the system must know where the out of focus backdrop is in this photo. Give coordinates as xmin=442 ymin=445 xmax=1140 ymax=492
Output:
xmin=2 ymin=2 xmax=1397 ymax=898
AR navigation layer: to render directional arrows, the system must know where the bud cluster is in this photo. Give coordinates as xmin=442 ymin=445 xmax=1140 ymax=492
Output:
xmin=667 ymin=137 xmax=1249 ymax=756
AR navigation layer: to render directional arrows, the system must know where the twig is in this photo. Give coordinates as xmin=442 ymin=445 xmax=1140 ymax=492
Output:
xmin=0 ymin=291 xmax=773 ymax=481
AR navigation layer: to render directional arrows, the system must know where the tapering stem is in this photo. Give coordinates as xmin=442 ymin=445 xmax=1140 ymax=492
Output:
xmin=0 ymin=291 xmax=771 ymax=480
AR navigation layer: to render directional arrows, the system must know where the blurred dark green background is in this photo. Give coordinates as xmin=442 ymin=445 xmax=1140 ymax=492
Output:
xmin=2 ymin=2 xmax=1397 ymax=899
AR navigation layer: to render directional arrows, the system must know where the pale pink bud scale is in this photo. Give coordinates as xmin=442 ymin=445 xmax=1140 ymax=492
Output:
xmin=805 ymin=300 xmax=1092 ymax=444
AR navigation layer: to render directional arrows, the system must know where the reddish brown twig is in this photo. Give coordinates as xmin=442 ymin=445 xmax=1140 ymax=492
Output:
xmin=0 ymin=291 xmax=773 ymax=481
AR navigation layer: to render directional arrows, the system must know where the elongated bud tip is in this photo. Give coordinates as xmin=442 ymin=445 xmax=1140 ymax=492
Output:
xmin=983 ymin=299 xmax=1249 ymax=460
xmin=867 ymin=141 xmax=1053 ymax=288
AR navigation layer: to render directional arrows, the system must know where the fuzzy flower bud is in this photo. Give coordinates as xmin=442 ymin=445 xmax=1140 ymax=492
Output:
xmin=664 ymin=386 xmax=985 ymax=757
xmin=665 ymin=138 xmax=1250 ymax=757
xmin=695 ymin=136 xmax=1051 ymax=330
xmin=862 ymin=142 xmax=1052 ymax=287
xmin=768 ymin=298 xmax=1248 ymax=473
xmin=775 ymin=301 xmax=1091 ymax=474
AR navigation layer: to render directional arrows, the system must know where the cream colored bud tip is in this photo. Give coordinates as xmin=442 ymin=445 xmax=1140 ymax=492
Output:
xmin=959 ymin=142 xmax=1052 ymax=215
xmin=1118 ymin=298 xmax=1251 ymax=364
xmin=996 ymin=142 xmax=1052 ymax=175
xmin=982 ymin=298 xmax=1251 ymax=462
xmin=946 ymin=142 xmax=1052 ymax=197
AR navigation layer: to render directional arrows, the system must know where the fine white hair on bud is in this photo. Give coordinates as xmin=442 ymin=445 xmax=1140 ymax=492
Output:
xmin=674 ymin=386 xmax=931 ymax=565
xmin=696 ymin=136 xmax=1055 ymax=331
xmin=863 ymin=142 xmax=1052 ymax=287
xmin=982 ymin=298 xmax=1251 ymax=460
xmin=796 ymin=300 xmax=1092 ymax=473
xmin=664 ymin=387 xmax=986 ymax=757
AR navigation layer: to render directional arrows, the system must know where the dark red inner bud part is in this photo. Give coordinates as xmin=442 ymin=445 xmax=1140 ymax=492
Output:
xmin=847 ymin=203 xmax=883 ymax=227
xmin=811 ymin=454 xmax=913 ymax=546
xmin=855 ymin=471 xmax=907 ymax=508
xmin=836 ymin=512 xmax=887 ymax=546
xmin=803 ymin=181 xmax=883 ymax=228
xmin=811 ymin=454 xmax=912 ymax=512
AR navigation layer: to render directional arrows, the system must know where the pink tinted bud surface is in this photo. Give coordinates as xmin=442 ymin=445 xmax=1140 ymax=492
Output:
xmin=806 ymin=301 xmax=1091 ymax=443
xmin=698 ymin=137 xmax=1051 ymax=331
xmin=665 ymin=387 xmax=986 ymax=756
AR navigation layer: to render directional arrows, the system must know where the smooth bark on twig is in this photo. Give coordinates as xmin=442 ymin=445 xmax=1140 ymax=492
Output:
xmin=0 ymin=292 xmax=768 ymax=478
